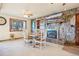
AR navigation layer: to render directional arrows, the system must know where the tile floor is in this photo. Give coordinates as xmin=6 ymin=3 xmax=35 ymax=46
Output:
xmin=0 ymin=39 xmax=79 ymax=56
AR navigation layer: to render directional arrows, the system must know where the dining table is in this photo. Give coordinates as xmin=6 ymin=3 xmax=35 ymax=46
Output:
xmin=28 ymin=33 xmax=46 ymax=48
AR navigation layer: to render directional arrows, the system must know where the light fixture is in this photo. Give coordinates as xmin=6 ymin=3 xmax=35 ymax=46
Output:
xmin=45 ymin=13 xmax=63 ymax=19
xmin=62 ymin=3 xmax=66 ymax=6
xmin=62 ymin=3 xmax=67 ymax=11
xmin=50 ymin=3 xmax=54 ymax=4
xmin=24 ymin=10 xmax=33 ymax=18
xmin=24 ymin=15 xmax=29 ymax=18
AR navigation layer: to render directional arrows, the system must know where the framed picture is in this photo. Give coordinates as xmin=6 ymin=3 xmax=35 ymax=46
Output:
xmin=10 ymin=18 xmax=26 ymax=32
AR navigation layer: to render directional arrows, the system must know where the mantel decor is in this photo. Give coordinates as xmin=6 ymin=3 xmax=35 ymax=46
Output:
xmin=0 ymin=16 xmax=7 ymax=25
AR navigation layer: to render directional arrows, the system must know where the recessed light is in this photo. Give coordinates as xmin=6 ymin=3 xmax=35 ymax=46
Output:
xmin=50 ymin=3 xmax=54 ymax=4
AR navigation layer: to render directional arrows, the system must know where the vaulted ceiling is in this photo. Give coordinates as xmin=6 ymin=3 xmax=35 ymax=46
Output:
xmin=0 ymin=3 xmax=79 ymax=19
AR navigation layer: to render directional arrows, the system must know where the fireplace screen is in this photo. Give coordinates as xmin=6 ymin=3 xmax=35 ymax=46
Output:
xmin=47 ymin=30 xmax=57 ymax=39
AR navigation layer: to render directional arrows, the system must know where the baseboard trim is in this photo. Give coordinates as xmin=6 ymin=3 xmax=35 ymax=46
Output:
xmin=0 ymin=37 xmax=24 ymax=42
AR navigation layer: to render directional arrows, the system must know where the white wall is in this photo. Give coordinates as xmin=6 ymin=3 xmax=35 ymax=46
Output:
xmin=0 ymin=14 xmax=10 ymax=40
xmin=0 ymin=14 xmax=31 ymax=40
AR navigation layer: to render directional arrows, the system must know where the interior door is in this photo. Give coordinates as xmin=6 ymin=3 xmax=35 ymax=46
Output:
xmin=76 ymin=13 xmax=79 ymax=45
